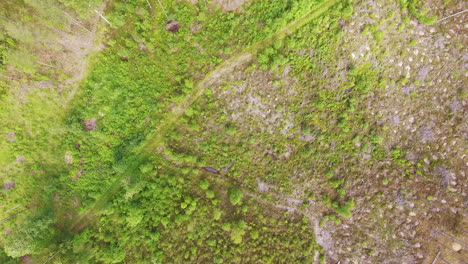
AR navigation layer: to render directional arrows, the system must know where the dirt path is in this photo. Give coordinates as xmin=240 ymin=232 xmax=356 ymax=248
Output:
xmin=63 ymin=1 xmax=109 ymax=104
xmin=70 ymin=0 xmax=340 ymax=233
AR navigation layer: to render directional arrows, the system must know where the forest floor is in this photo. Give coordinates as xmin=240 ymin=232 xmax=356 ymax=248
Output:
xmin=1 ymin=0 xmax=467 ymax=263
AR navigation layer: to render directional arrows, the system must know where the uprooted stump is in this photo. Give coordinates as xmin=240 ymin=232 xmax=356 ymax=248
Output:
xmin=165 ymin=20 xmax=180 ymax=33
xmin=83 ymin=118 xmax=97 ymax=131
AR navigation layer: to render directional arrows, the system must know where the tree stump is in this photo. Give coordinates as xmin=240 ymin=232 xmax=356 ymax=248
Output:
xmin=83 ymin=118 xmax=97 ymax=131
xmin=165 ymin=20 xmax=180 ymax=33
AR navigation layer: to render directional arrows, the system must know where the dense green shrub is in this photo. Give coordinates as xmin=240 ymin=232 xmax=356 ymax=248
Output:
xmin=229 ymin=188 xmax=244 ymax=205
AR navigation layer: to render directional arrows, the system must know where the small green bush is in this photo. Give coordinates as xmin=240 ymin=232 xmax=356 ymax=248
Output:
xmin=229 ymin=188 xmax=244 ymax=205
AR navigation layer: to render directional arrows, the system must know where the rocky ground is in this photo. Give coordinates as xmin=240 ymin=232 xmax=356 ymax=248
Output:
xmin=202 ymin=0 xmax=467 ymax=263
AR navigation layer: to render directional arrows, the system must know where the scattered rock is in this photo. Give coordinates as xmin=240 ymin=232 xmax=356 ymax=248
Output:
xmin=434 ymin=35 xmax=445 ymax=49
xmin=389 ymin=114 xmax=400 ymax=124
xmin=190 ymin=22 xmax=201 ymax=33
xmin=449 ymin=99 xmax=460 ymax=113
xmin=298 ymin=49 xmax=307 ymax=56
xmin=282 ymin=65 xmax=292 ymax=77
xmin=436 ymin=167 xmax=451 ymax=187
xmin=405 ymin=152 xmax=418 ymax=163
xmin=72 ymin=170 xmax=85 ymax=182
xmin=213 ymin=0 xmax=248 ymax=11
xmin=419 ymin=125 xmax=434 ymax=143
xmin=402 ymin=84 xmax=417 ymax=94
xmin=138 ymin=42 xmax=147 ymax=51
xmin=361 ymin=153 xmax=372 ymax=160
xmin=452 ymin=242 xmax=461 ymax=252
xmin=64 ymin=151 xmax=73 ymax=165
xmin=83 ymin=118 xmax=97 ymax=131
xmin=417 ymin=65 xmax=430 ymax=82
xmin=416 ymin=252 xmax=423 ymax=259
xmin=222 ymin=161 xmax=235 ymax=171
xmin=287 ymin=197 xmax=303 ymax=206
xmin=299 ymin=134 xmax=315 ymax=142
xmin=256 ymin=178 xmax=272 ymax=193
xmin=3 ymin=180 xmax=15 ymax=191
xmin=165 ymin=20 xmax=181 ymax=33
xmin=16 ymin=155 xmax=26 ymax=163
xmin=339 ymin=18 xmax=346 ymax=28
xmin=394 ymin=190 xmax=406 ymax=205
xmin=6 ymin=132 xmax=16 ymax=142
xmin=135 ymin=8 xmax=144 ymax=15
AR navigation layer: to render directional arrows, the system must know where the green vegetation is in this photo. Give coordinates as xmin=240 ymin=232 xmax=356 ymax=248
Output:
xmin=400 ymin=0 xmax=438 ymax=24
xmin=335 ymin=199 xmax=355 ymax=218
xmin=1 ymin=0 xmax=464 ymax=263
xmin=229 ymin=188 xmax=244 ymax=205
xmin=1 ymin=0 xmax=347 ymax=262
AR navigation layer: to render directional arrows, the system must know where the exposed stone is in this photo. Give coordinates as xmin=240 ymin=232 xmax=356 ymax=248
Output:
xmin=6 ymin=132 xmax=15 ymax=142
xmin=64 ymin=151 xmax=73 ymax=165
xmin=190 ymin=22 xmax=201 ymax=33
xmin=452 ymin=242 xmax=462 ymax=252
xmin=3 ymin=180 xmax=15 ymax=191
xmin=16 ymin=155 xmax=26 ymax=163
xmin=417 ymin=65 xmax=430 ymax=82
xmin=449 ymin=99 xmax=460 ymax=113
xmin=138 ymin=42 xmax=147 ymax=50
xmin=419 ymin=125 xmax=435 ymax=143
xmin=256 ymin=178 xmax=272 ymax=193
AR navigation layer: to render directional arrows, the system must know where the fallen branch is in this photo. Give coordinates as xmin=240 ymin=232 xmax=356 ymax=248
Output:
xmin=0 ymin=14 xmax=16 ymax=23
xmin=0 ymin=74 xmax=20 ymax=81
xmin=37 ymin=62 xmax=65 ymax=72
xmin=440 ymin=257 xmax=451 ymax=264
xmin=435 ymin=238 xmax=455 ymax=252
xmin=436 ymin=9 xmax=468 ymax=23
xmin=156 ymin=0 xmax=169 ymax=19
xmin=145 ymin=0 xmax=152 ymax=9
xmin=63 ymin=12 xmax=91 ymax=33
xmin=95 ymin=10 xmax=112 ymax=26
xmin=431 ymin=251 xmax=441 ymax=264
xmin=2 ymin=205 xmax=21 ymax=215
xmin=44 ymin=241 xmax=73 ymax=264
xmin=435 ymin=229 xmax=467 ymax=246
xmin=0 ymin=208 xmax=29 ymax=223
